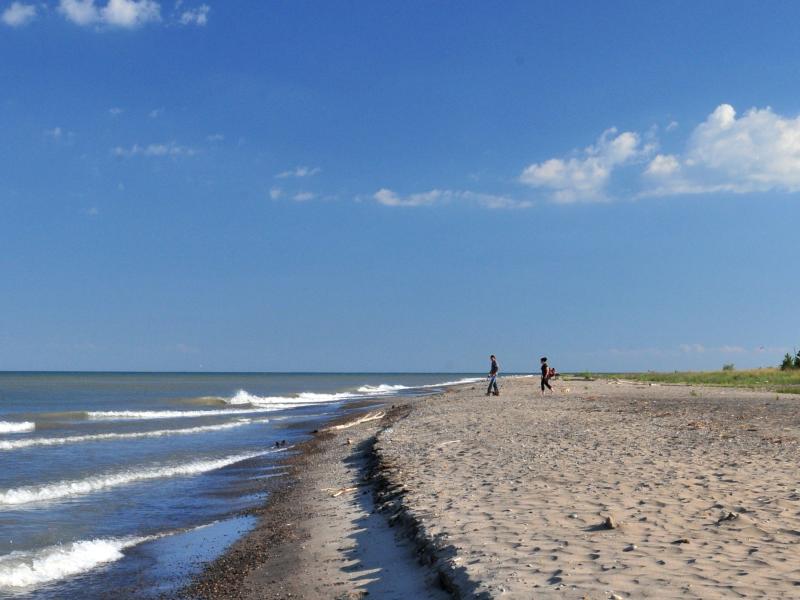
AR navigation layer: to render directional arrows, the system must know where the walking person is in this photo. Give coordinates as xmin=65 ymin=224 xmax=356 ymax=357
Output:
xmin=540 ymin=356 xmax=553 ymax=395
xmin=487 ymin=355 xmax=500 ymax=396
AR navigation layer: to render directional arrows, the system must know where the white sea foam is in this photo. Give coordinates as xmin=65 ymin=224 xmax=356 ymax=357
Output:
xmin=0 ymin=418 xmax=270 ymax=451
xmin=86 ymin=407 xmax=272 ymax=420
xmin=227 ymin=389 xmax=355 ymax=407
xmin=356 ymin=384 xmax=409 ymax=394
xmin=0 ymin=422 xmax=35 ymax=434
xmin=358 ymin=378 xmax=481 ymax=394
xmin=419 ymin=377 xmax=483 ymax=388
xmin=0 ymin=535 xmax=156 ymax=588
xmin=0 ymin=451 xmax=271 ymax=506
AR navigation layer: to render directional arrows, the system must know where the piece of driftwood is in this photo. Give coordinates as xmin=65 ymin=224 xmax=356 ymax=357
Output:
xmin=325 ymin=411 xmax=386 ymax=431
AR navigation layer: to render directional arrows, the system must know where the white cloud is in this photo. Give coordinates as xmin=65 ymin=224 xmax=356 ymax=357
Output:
xmin=112 ymin=141 xmax=196 ymax=157
xmin=679 ymin=343 xmax=706 ymax=354
xmin=645 ymin=153 xmax=680 ymax=177
xmin=86 ymin=206 xmax=100 ymax=216
xmin=59 ymin=0 xmax=99 ymax=25
xmin=108 ymin=107 xmax=124 ymax=116
xmin=179 ymin=3 xmax=209 ymax=26
xmin=373 ymin=188 xmax=531 ymax=209
xmin=644 ymin=103 xmax=800 ymax=196
xmin=2 ymin=2 xmax=37 ymax=27
xmin=666 ymin=120 xmax=679 ymax=132
xmin=149 ymin=107 xmax=164 ymax=118
xmin=292 ymin=191 xmax=315 ymax=202
xmin=206 ymin=133 xmax=224 ymax=142
xmin=44 ymin=127 xmax=64 ymax=139
xmin=58 ymin=0 xmax=161 ymax=28
xmin=374 ymin=188 xmax=443 ymax=207
xmin=720 ymin=345 xmax=746 ymax=354
xmin=520 ymin=128 xmax=653 ymax=203
xmin=269 ymin=187 xmax=282 ymax=200
xmin=276 ymin=166 xmax=321 ymax=179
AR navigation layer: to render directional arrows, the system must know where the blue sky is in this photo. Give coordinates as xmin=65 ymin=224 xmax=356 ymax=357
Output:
xmin=1 ymin=0 xmax=799 ymax=372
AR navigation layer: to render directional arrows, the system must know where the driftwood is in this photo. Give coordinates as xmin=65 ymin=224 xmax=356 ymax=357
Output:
xmin=324 ymin=411 xmax=386 ymax=431
xmin=321 ymin=486 xmax=359 ymax=498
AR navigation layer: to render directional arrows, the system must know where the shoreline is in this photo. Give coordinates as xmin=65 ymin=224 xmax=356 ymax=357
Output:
xmin=188 ymin=376 xmax=800 ymax=598
xmin=184 ymin=395 xmax=454 ymax=599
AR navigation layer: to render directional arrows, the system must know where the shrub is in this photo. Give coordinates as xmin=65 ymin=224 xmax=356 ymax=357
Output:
xmin=722 ymin=363 xmax=735 ymax=371
xmin=781 ymin=350 xmax=800 ymax=370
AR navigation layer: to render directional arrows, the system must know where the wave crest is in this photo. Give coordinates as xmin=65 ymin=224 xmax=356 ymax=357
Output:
xmin=0 ymin=451 xmax=273 ymax=506
xmin=0 ymin=418 xmax=269 ymax=451
xmin=0 ymin=422 xmax=35 ymax=434
xmin=227 ymin=390 xmax=354 ymax=407
xmin=0 ymin=535 xmax=154 ymax=588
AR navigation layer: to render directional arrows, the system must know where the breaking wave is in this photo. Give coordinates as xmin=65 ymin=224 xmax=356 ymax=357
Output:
xmin=227 ymin=389 xmax=355 ymax=407
xmin=356 ymin=384 xmax=409 ymax=394
xmin=0 ymin=535 xmax=156 ymax=589
xmin=0 ymin=422 xmax=35 ymax=434
xmin=358 ymin=378 xmax=481 ymax=393
xmin=86 ymin=407 xmax=272 ymax=420
xmin=0 ymin=418 xmax=270 ymax=451
xmin=0 ymin=451 xmax=272 ymax=506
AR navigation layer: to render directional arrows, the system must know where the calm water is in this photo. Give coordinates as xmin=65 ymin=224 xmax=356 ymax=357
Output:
xmin=0 ymin=372 xmax=480 ymax=598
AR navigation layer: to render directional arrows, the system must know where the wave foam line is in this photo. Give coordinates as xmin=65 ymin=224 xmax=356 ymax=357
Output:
xmin=0 ymin=535 xmax=157 ymax=588
xmin=0 ymin=418 xmax=270 ymax=451
xmin=227 ymin=389 xmax=357 ymax=406
xmin=0 ymin=451 xmax=271 ymax=506
xmin=357 ymin=378 xmax=482 ymax=394
xmin=0 ymin=422 xmax=35 ymax=434
xmin=86 ymin=407 xmax=275 ymax=420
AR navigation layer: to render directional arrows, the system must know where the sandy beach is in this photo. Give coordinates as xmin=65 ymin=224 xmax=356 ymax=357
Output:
xmin=191 ymin=377 xmax=800 ymax=599
xmin=376 ymin=377 xmax=800 ymax=598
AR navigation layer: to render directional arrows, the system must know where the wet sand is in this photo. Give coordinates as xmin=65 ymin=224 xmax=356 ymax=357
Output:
xmin=185 ymin=402 xmax=448 ymax=600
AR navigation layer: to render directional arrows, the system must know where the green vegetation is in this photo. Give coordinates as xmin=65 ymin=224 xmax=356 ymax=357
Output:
xmin=780 ymin=350 xmax=800 ymax=370
xmin=590 ymin=367 xmax=800 ymax=394
xmin=776 ymin=387 xmax=800 ymax=395
xmin=722 ymin=363 xmax=735 ymax=371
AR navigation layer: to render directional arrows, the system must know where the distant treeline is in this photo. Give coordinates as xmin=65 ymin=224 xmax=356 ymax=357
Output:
xmin=780 ymin=350 xmax=800 ymax=370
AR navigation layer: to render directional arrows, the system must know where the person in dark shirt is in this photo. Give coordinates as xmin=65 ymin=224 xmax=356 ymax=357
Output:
xmin=540 ymin=356 xmax=553 ymax=395
xmin=487 ymin=355 xmax=500 ymax=396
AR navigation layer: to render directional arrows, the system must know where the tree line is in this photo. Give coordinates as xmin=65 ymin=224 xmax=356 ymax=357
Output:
xmin=780 ymin=350 xmax=800 ymax=370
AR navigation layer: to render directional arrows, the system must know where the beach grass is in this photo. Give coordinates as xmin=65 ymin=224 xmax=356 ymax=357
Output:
xmin=585 ymin=368 xmax=800 ymax=392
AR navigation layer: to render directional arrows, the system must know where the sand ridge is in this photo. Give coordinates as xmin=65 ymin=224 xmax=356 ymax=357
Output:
xmin=375 ymin=378 xmax=800 ymax=598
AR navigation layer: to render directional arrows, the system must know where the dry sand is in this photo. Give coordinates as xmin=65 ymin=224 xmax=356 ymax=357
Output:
xmin=376 ymin=377 xmax=800 ymax=599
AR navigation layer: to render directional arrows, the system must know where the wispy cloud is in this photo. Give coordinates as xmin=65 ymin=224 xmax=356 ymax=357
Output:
xmin=2 ymin=2 xmax=37 ymax=27
xmin=59 ymin=0 xmax=162 ymax=28
xmin=179 ymin=3 xmax=208 ymax=26
xmin=55 ymin=0 xmax=209 ymax=28
xmin=112 ymin=141 xmax=197 ymax=157
xmin=206 ymin=133 xmax=224 ymax=142
xmin=292 ymin=191 xmax=315 ymax=202
xmin=520 ymin=128 xmax=655 ymax=203
xmin=275 ymin=166 xmax=321 ymax=179
xmin=269 ymin=187 xmax=282 ymax=200
xmin=373 ymin=188 xmax=532 ymax=209
xmin=44 ymin=126 xmax=75 ymax=143
xmin=148 ymin=107 xmax=164 ymax=119
xmin=108 ymin=107 xmax=124 ymax=116
xmin=610 ymin=343 xmax=764 ymax=357
xmin=44 ymin=127 xmax=64 ymax=139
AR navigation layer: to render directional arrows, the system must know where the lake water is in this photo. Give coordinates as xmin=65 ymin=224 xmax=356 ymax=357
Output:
xmin=0 ymin=372 xmax=480 ymax=598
